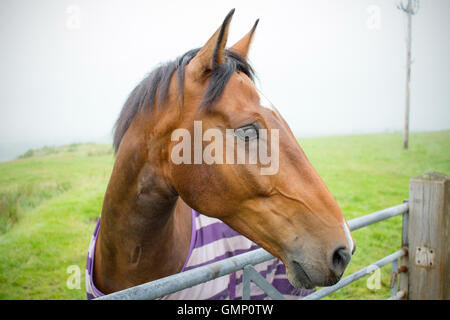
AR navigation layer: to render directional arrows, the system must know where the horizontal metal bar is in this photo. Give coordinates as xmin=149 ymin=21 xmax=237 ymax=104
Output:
xmin=98 ymin=202 xmax=408 ymax=300
xmin=302 ymin=250 xmax=406 ymax=300
xmin=96 ymin=248 xmax=274 ymax=300
xmin=348 ymin=203 xmax=408 ymax=231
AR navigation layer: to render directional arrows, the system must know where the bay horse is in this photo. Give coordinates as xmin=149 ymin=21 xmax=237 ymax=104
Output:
xmin=86 ymin=9 xmax=355 ymax=299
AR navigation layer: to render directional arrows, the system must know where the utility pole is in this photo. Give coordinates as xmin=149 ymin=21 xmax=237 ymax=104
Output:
xmin=398 ymin=0 xmax=419 ymax=149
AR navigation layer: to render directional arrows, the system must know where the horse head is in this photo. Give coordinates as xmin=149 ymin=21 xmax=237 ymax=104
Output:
xmin=161 ymin=10 xmax=356 ymax=289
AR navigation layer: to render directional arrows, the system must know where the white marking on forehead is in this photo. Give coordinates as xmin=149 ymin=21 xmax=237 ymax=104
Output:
xmin=236 ymin=73 xmax=281 ymax=117
xmin=255 ymin=88 xmax=285 ymax=121
xmin=257 ymin=90 xmax=276 ymax=112
xmin=343 ymin=220 xmax=354 ymax=254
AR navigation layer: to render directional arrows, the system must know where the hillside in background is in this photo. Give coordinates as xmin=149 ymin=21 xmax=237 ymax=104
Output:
xmin=0 ymin=131 xmax=449 ymax=299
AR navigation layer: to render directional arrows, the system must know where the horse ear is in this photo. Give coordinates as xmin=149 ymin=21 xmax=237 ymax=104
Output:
xmin=188 ymin=9 xmax=235 ymax=79
xmin=229 ymin=19 xmax=259 ymax=60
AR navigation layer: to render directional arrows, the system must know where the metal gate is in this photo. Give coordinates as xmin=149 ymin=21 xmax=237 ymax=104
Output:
xmin=97 ymin=202 xmax=409 ymax=300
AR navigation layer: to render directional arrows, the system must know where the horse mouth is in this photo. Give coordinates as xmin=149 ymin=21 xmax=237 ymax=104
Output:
xmin=289 ymin=260 xmax=315 ymax=289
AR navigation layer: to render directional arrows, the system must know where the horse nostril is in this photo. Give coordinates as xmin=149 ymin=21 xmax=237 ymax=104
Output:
xmin=331 ymin=247 xmax=351 ymax=276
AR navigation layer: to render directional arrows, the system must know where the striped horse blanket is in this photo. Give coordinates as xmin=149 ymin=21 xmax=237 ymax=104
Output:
xmin=86 ymin=209 xmax=314 ymax=300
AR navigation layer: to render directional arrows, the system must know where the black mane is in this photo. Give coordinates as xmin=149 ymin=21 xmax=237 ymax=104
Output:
xmin=113 ymin=48 xmax=255 ymax=152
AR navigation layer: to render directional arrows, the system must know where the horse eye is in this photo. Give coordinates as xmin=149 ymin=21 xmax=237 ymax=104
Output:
xmin=235 ymin=125 xmax=258 ymax=142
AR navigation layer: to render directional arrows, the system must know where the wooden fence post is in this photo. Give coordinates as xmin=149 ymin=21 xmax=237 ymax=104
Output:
xmin=408 ymin=172 xmax=450 ymax=299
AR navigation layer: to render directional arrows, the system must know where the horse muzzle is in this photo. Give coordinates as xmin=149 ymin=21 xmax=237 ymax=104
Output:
xmin=286 ymin=245 xmax=352 ymax=289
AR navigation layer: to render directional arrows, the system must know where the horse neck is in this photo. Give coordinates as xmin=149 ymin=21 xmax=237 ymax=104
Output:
xmin=94 ymin=113 xmax=192 ymax=294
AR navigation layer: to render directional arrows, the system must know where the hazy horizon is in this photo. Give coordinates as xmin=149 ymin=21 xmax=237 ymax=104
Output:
xmin=1 ymin=128 xmax=447 ymax=163
xmin=1 ymin=0 xmax=449 ymax=161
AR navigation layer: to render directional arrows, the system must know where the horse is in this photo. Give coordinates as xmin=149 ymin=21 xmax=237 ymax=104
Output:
xmin=86 ymin=9 xmax=355 ymax=300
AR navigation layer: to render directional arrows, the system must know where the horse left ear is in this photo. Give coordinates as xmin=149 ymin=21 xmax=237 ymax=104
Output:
xmin=188 ymin=9 xmax=235 ymax=80
xmin=229 ymin=19 xmax=259 ymax=60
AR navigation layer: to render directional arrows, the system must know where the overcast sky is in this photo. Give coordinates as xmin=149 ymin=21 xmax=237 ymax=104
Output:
xmin=0 ymin=0 xmax=449 ymax=160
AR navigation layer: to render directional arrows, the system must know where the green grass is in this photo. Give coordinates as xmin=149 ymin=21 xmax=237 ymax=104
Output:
xmin=0 ymin=131 xmax=449 ymax=300
xmin=0 ymin=143 xmax=114 ymax=299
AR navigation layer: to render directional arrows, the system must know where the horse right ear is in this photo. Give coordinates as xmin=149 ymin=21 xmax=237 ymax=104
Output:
xmin=229 ymin=19 xmax=259 ymax=60
xmin=187 ymin=9 xmax=235 ymax=80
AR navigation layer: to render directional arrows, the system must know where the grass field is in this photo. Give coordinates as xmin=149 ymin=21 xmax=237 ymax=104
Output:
xmin=0 ymin=131 xmax=449 ymax=300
